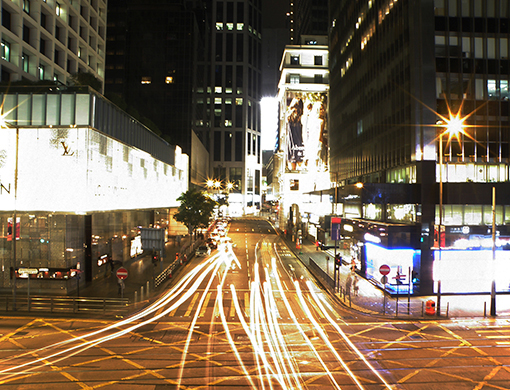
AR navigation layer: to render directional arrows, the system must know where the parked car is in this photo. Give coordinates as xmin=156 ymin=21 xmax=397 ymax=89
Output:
xmin=196 ymin=245 xmax=211 ymax=257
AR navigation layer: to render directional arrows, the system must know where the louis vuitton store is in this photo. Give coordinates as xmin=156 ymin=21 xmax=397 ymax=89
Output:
xmin=0 ymin=87 xmax=188 ymax=294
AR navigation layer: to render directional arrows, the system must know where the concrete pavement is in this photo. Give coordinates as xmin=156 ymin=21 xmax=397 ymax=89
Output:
xmin=282 ymin=233 xmax=510 ymax=319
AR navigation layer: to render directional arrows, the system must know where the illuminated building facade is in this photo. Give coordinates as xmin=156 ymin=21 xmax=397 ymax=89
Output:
xmin=203 ymin=0 xmax=263 ymax=216
xmin=0 ymin=0 xmax=106 ymax=90
xmin=329 ymin=0 xmax=510 ymax=294
xmin=274 ymin=35 xmax=330 ymax=241
xmin=0 ymin=87 xmax=188 ymax=294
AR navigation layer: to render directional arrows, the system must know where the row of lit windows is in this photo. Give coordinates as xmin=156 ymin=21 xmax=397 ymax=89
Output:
xmin=363 ymin=202 xmax=510 ymax=226
xmin=216 ymin=22 xmax=244 ymax=31
xmin=435 ymin=36 xmax=509 ymax=60
xmin=435 ymin=0 xmax=509 ymax=18
xmin=140 ymin=76 xmax=174 ymax=85
xmin=385 ymin=163 xmax=510 ymax=184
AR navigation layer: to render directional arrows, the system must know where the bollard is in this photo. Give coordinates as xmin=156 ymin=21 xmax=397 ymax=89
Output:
xmin=141 ymin=286 xmax=144 ymax=301
xmin=134 ymin=291 xmax=138 ymax=307
xmin=484 ymin=301 xmax=487 ymax=317
xmin=446 ymin=302 xmax=449 ymax=317
xmin=422 ymin=301 xmax=424 ymax=317
xmin=146 ymin=281 xmax=150 ymax=296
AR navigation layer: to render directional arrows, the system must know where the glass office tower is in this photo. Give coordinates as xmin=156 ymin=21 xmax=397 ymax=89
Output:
xmin=204 ymin=0 xmax=263 ymax=215
xmin=329 ymin=0 xmax=510 ymax=294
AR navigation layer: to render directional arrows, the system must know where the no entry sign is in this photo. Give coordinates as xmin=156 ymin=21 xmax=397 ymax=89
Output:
xmin=379 ymin=264 xmax=390 ymax=276
xmin=116 ymin=267 xmax=128 ymax=280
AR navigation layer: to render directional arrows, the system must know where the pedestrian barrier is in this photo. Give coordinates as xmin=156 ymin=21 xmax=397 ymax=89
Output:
xmin=0 ymin=295 xmax=129 ymax=316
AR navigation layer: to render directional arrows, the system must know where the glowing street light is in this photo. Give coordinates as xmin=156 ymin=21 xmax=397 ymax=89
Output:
xmin=436 ymin=113 xmax=466 ymax=317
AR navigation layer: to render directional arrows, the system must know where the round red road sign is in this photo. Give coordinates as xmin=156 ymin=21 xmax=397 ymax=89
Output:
xmin=379 ymin=264 xmax=390 ymax=276
xmin=116 ymin=267 xmax=128 ymax=280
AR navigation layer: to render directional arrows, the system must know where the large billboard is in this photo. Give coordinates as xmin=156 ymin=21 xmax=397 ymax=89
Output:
xmin=283 ymin=91 xmax=328 ymax=173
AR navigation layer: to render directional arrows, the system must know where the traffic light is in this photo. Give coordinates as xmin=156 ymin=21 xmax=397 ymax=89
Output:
xmin=152 ymin=253 xmax=158 ymax=265
xmin=335 ymin=254 xmax=342 ymax=269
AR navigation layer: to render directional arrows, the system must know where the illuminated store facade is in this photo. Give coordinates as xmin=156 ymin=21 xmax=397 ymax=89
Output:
xmin=0 ymin=87 xmax=188 ymax=294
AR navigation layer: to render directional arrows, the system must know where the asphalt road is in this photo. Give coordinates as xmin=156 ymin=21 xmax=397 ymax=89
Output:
xmin=0 ymin=219 xmax=509 ymax=389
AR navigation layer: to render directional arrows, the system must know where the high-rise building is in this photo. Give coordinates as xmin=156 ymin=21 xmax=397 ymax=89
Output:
xmin=329 ymin=0 xmax=510 ymax=295
xmin=0 ymin=0 xmax=106 ymax=89
xmin=206 ymin=0 xmax=263 ymax=215
xmin=273 ymin=35 xmax=329 ymax=236
xmin=105 ymin=0 xmax=209 ymax=188
xmin=291 ymin=0 xmax=327 ymax=43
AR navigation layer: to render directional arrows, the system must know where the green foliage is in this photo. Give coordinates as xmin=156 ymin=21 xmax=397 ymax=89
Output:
xmin=173 ymin=188 xmax=217 ymax=238
xmin=70 ymin=72 xmax=102 ymax=92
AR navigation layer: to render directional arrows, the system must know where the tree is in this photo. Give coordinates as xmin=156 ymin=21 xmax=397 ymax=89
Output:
xmin=70 ymin=72 xmax=102 ymax=92
xmin=173 ymin=188 xmax=217 ymax=241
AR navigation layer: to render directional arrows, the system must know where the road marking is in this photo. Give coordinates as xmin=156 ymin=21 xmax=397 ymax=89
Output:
xmin=244 ymin=292 xmax=250 ymax=318
xmin=199 ymin=292 xmax=212 ymax=317
xmin=229 ymin=299 xmax=236 ymax=317
xmin=185 ymin=293 xmax=199 ymax=316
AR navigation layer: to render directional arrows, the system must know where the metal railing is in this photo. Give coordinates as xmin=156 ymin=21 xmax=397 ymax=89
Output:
xmin=0 ymin=295 xmax=130 ymax=316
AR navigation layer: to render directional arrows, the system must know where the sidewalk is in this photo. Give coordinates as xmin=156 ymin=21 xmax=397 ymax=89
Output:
xmin=78 ymin=236 xmax=199 ymax=304
xmin=282 ymin=234 xmax=510 ymax=319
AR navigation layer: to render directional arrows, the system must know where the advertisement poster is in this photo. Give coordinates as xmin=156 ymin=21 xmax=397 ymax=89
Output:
xmin=284 ymin=91 xmax=328 ymax=173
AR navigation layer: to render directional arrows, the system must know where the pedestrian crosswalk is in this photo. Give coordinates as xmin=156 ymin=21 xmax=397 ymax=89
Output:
xmin=164 ymin=290 xmax=330 ymax=321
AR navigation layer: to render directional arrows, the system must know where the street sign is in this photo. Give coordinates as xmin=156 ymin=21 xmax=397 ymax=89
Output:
xmin=18 ymin=268 xmax=38 ymax=275
xmin=116 ymin=267 xmax=128 ymax=280
xmin=381 ymin=275 xmax=388 ymax=284
xmin=140 ymin=228 xmax=165 ymax=251
xmin=379 ymin=264 xmax=390 ymax=275
xmin=331 ymin=217 xmax=342 ymax=241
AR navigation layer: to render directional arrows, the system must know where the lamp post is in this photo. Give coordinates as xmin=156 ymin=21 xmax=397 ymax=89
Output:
xmin=436 ymin=114 xmax=465 ymax=317
xmin=491 ymin=186 xmax=496 ymax=316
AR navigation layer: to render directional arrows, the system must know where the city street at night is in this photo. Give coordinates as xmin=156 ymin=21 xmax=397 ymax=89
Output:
xmin=0 ymin=219 xmax=510 ymax=389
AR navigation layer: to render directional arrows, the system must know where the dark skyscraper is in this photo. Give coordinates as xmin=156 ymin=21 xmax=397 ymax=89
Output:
xmin=105 ymin=0 xmax=209 ymax=158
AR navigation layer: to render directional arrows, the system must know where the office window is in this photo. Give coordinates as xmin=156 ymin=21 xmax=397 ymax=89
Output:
xmin=23 ymin=25 xmax=30 ymax=44
xmin=235 ymin=131 xmax=243 ymax=161
xmin=314 ymin=74 xmax=323 ymax=83
xmin=56 ymin=2 xmax=61 ymax=16
xmin=2 ymin=8 xmax=11 ymax=30
xmin=22 ymin=53 xmax=29 ymax=73
xmin=224 ymin=131 xmax=232 ymax=161
xmin=314 ymin=55 xmax=323 ymax=65
xmin=1 ymin=40 xmax=10 ymax=61
xmin=290 ymin=74 xmax=300 ymax=84
xmin=290 ymin=55 xmax=299 ymax=65
xmin=23 ymin=0 xmax=30 ymax=14
xmin=165 ymin=76 xmax=174 ymax=84
xmin=230 ymin=167 xmax=242 ymax=192
xmin=214 ymin=131 xmax=221 ymax=161
xmin=38 ymin=64 xmax=45 ymax=80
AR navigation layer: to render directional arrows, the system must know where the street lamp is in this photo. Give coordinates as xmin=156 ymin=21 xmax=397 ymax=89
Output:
xmin=436 ymin=113 xmax=465 ymax=317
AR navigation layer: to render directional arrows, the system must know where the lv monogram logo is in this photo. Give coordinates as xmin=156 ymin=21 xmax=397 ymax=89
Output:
xmin=61 ymin=141 xmax=74 ymax=156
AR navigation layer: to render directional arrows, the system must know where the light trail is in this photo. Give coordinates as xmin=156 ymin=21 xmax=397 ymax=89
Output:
xmin=0 ymin=233 xmax=394 ymax=389
xmin=307 ymin=280 xmax=394 ymax=390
